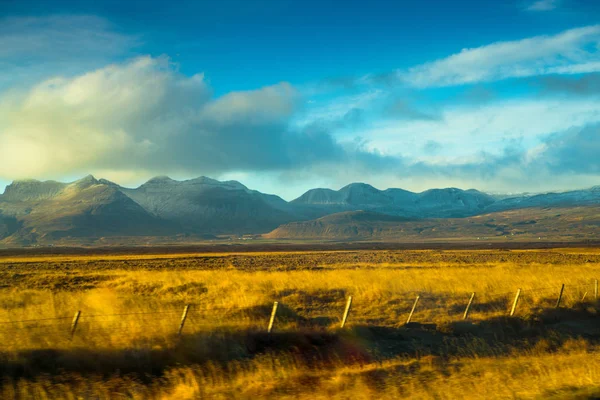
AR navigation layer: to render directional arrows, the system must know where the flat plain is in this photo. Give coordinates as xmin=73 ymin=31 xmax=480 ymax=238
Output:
xmin=1 ymin=247 xmax=600 ymax=399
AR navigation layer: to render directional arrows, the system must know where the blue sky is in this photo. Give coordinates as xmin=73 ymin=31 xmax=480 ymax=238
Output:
xmin=1 ymin=0 xmax=600 ymax=199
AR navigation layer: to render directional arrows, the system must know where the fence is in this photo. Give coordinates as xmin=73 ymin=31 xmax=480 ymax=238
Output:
xmin=0 ymin=280 xmax=597 ymax=342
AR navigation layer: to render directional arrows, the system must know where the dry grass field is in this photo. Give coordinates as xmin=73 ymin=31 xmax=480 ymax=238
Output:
xmin=1 ymin=248 xmax=600 ymax=399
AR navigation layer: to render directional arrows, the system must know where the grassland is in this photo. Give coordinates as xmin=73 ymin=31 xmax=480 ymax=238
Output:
xmin=1 ymin=248 xmax=600 ymax=399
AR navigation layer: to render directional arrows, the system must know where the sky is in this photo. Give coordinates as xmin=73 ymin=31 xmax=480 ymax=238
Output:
xmin=1 ymin=0 xmax=600 ymax=200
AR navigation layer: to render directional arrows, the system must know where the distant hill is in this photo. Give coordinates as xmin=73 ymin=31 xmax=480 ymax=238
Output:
xmin=265 ymin=207 xmax=600 ymax=241
xmin=1 ymin=175 xmax=600 ymax=246
xmin=264 ymin=211 xmax=412 ymax=239
xmin=291 ymin=183 xmax=495 ymax=218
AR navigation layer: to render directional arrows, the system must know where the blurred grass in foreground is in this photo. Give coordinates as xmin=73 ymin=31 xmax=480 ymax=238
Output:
xmin=0 ymin=249 xmax=599 ymax=399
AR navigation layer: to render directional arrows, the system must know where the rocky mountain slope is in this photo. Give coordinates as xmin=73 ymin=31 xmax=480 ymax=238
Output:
xmin=1 ymin=175 xmax=599 ymax=246
xmin=120 ymin=176 xmax=300 ymax=234
xmin=0 ymin=176 xmax=175 ymax=245
xmin=0 ymin=175 xmax=304 ymax=245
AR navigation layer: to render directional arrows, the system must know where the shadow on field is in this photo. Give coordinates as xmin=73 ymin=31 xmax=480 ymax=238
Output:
xmin=1 ymin=302 xmax=599 ymax=381
xmin=0 ymin=329 xmax=346 ymax=381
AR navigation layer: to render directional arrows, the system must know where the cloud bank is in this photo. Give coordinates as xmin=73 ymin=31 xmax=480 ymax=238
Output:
xmin=0 ymin=56 xmax=392 ymax=183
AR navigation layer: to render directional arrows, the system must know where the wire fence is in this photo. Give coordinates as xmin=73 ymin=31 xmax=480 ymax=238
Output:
xmin=0 ymin=280 xmax=597 ymax=341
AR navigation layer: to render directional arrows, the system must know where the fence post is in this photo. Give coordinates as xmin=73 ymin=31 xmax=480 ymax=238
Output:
xmin=509 ymin=289 xmax=521 ymax=316
xmin=463 ymin=292 xmax=475 ymax=320
xmin=555 ymin=284 xmax=565 ymax=308
xmin=178 ymin=304 xmax=190 ymax=337
xmin=267 ymin=302 xmax=278 ymax=333
xmin=340 ymin=296 xmax=353 ymax=328
xmin=595 ymin=279 xmax=598 ymax=300
xmin=406 ymin=295 xmax=420 ymax=324
xmin=70 ymin=310 xmax=81 ymax=339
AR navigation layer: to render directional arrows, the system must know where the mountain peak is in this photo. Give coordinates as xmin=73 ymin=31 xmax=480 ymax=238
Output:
xmin=188 ymin=176 xmax=217 ymax=184
xmin=338 ymin=182 xmax=392 ymax=205
xmin=340 ymin=182 xmax=379 ymax=192
xmin=78 ymin=174 xmax=96 ymax=181
xmin=185 ymin=176 xmax=248 ymax=190
xmin=139 ymin=176 xmax=247 ymax=190
xmin=291 ymin=187 xmax=343 ymax=205
xmin=145 ymin=176 xmax=176 ymax=185
xmin=71 ymin=175 xmax=99 ymax=189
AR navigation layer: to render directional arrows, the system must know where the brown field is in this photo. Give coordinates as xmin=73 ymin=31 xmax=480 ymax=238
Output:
xmin=1 ymin=248 xmax=600 ymax=399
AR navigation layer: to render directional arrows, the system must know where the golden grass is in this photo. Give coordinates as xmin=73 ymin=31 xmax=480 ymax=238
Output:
xmin=0 ymin=249 xmax=599 ymax=398
xmin=3 ymin=341 xmax=599 ymax=399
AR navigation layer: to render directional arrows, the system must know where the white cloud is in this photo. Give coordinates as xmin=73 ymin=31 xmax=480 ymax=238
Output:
xmin=199 ymin=83 xmax=299 ymax=125
xmin=402 ymin=25 xmax=600 ymax=88
xmin=526 ymin=0 xmax=560 ymax=11
xmin=0 ymin=56 xmax=386 ymax=182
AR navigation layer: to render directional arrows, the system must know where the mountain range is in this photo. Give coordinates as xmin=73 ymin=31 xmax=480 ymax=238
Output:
xmin=1 ymin=175 xmax=600 ymax=246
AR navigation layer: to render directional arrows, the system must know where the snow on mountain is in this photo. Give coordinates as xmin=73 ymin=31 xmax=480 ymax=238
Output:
xmin=487 ymin=186 xmax=600 ymax=211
